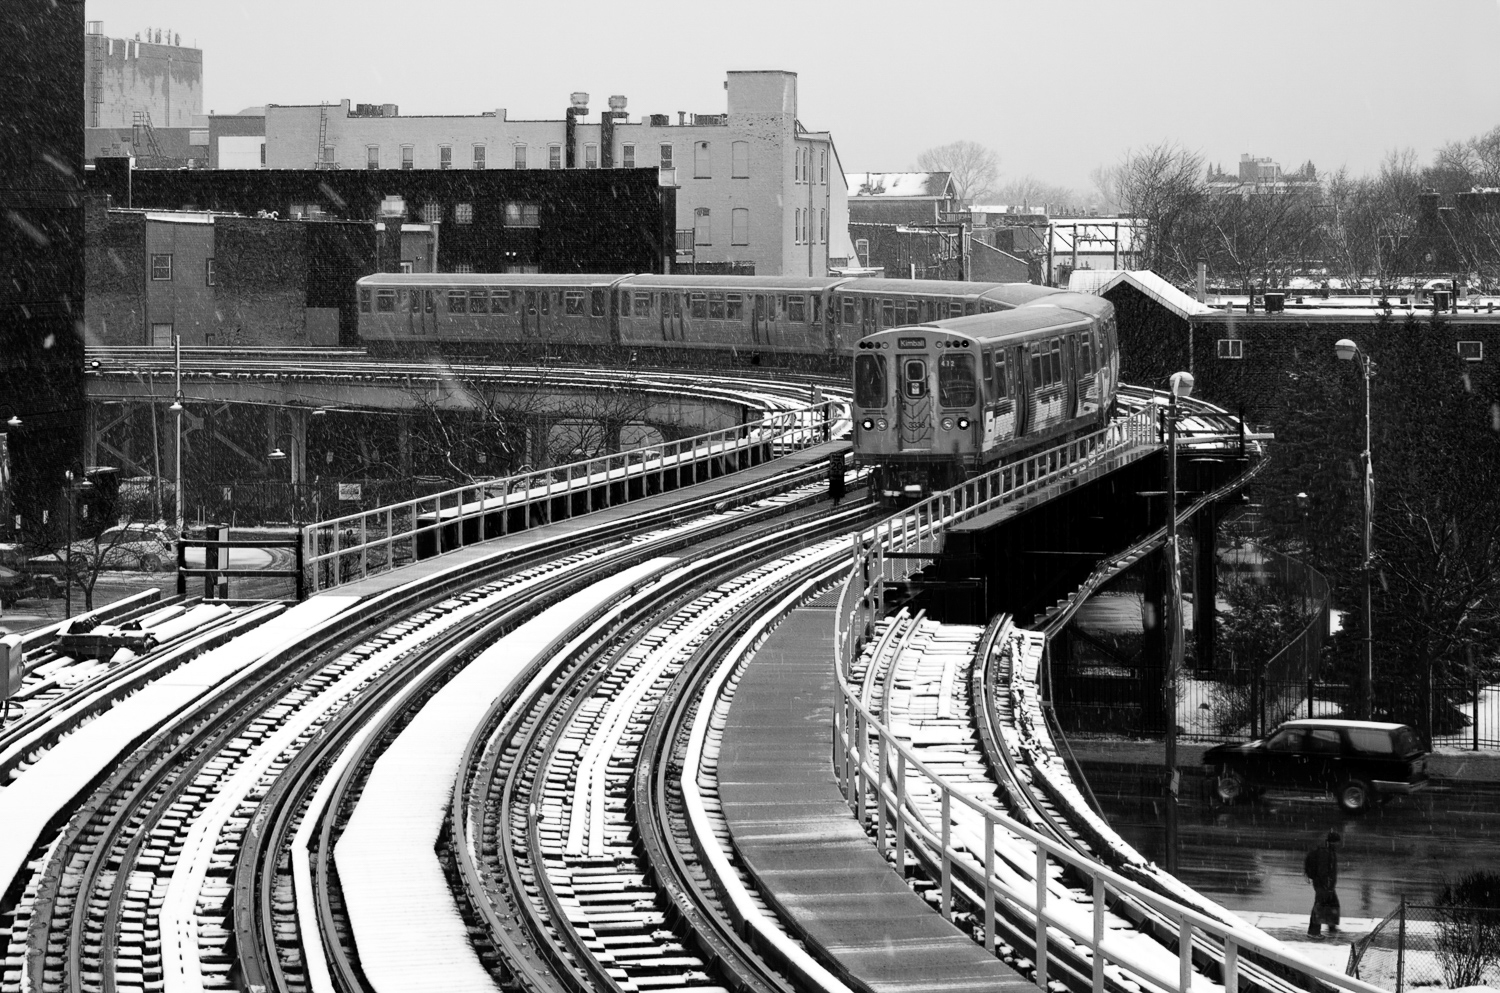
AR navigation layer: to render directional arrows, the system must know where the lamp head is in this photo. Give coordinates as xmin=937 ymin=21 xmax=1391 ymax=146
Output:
xmin=268 ymin=447 xmax=287 ymax=461
xmin=312 ymin=407 xmax=326 ymax=416
xmin=1334 ymin=338 xmax=1358 ymax=361
xmin=169 ymin=399 xmax=183 ymax=412
xmin=1168 ymin=371 xmax=1194 ymax=398
xmin=5 ymin=415 xmax=18 ymax=428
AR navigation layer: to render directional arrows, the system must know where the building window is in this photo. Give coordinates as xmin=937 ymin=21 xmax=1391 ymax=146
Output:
xmin=322 ymin=145 xmax=335 ymax=166
xmin=585 ymin=143 xmax=598 ymax=169
xmin=151 ymin=322 xmax=173 ymax=345
xmin=732 ymin=141 xmax=748 ymax=178
xmin=455 ymin=202 xmax=473 ymax=224
xmin=548 ymin=144 xmax=562 ymax=169
xmin=732 ymin=207 xmax=749 ymax=245
xmin=622 ymin=143 xmax=635 ymax=168
xmin=513 ymin=144 xmax=527 ymax=169
xmin=260 ymin=143 xmax=266 ymax=166
xmin=794 ymin=209 xmax=802 ymax=244
xmin=401 ymin=145 xmax=413 ymax=170
xmin=1218 ymin=338 xmax=1243 ymax=360
xmin=151 ymin=253 xmax=172 ymax=280
xmin=365 ymin=145 xmax=379 ymax=170
xmin=819 ymin=149 xmax=826 ymax=183
xmin=659 ymin=143 xmax=673 ymax=169
xmin=694 ymin=208 xmax=711 ymax=246
xmin=439 ymin=145 xmax=452 ymax=170
xmin=205 ymin=258 xmax=215 ymax=286
xmin=1458 ymin=340 xmax=1484 ymax=361
xmin=694 ymin=141 xmax=710 ymax=178
xmin=504 ymin=202 xmax=540 ymax=227
xmin=819 ymin=208 xmax=826 ymax=243
xmin=795 ymin=147 xmax=803 ymax=183
xmin=421 ymin=202 xmax=441 ymax=224
xmin=473 ymin=144 xmax=486 ymax=169
xmin=855 ymin=238 xmax=870 ymax=265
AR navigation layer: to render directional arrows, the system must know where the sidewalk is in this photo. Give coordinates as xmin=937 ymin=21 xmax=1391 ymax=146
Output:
xmin=1240 ymin=912 xmax=1375 ymax=974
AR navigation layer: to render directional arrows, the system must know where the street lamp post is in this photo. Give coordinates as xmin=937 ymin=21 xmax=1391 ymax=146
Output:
xmin=63 ymin=469 xmax=75 ymax=619
xmin=171 ymin=334 xmax=184 ymax=538
xmin=1334 ymin=338 xmax=1376 ymax=720
xmin=1163 ymin=370 xmax=1194 ymax=876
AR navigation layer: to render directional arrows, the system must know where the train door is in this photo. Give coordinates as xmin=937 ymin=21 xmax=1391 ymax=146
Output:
xmin=522 ymin=290 xmax=538 ymax=339
xmin=897 ymin=350 xmax=933 ymax=451
xmin=1014 ymin=345 xmax=1032 ymax=437
xmin=660 ymin=291 xmax=686 ymax=342
xmin=752 ymin=294 xmax=765 ymax=345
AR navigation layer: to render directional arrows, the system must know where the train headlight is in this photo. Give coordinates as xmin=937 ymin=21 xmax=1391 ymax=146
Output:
xmin=861 ymin=418 xmax=874 ymax=430
xmin=957 ymin=417 xmax=970 ymax=430
xmin=941 ymin=417 xmax=954 ymax=431
xmin=876 ymin=418 xmax=888 ymax=431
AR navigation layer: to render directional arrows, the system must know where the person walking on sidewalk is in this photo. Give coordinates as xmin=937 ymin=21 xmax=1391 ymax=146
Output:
xmin=1304 ymin=831 xmax=1342 ymax=937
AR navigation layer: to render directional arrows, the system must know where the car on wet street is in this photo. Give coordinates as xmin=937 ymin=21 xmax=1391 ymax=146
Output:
xmin=1204 ymin=718 xmax=1429 ymax=812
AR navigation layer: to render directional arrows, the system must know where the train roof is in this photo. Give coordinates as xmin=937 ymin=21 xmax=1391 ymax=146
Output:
xmin=873 ymin=306 xmax=1091 ymax=342
xmin=831 ymin=278 xmax=1003 ymax=298
xmin=1038 ymin=292 xmax=1114 ymax=319
xmin=977 ymin=284 xmax=1066 ymax=308
xmin=616 ymin=274 xmax=846 ymax=291
xmin=356 ymin=273 xmax=629 ymax=288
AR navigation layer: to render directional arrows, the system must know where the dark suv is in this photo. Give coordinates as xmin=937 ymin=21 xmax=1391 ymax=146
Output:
xmin=1203 ymin=719 xmax=1429 ymax=812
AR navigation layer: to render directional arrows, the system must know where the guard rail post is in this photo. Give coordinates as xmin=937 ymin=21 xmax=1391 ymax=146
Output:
xmin=1035 ymin=844 xmax=1049 ymax=988
xmin=984 ymin=818 xmax=997 ymax=952
xmin=894 ymin=750 xmax=907 ymax=876
xmin=876 ymin=733 xmax=889 ymax=852
xmin=939 ymin=790 xmax=952 ymax=919
xmin=1092 ymin=876 xmax=1106 ymax=993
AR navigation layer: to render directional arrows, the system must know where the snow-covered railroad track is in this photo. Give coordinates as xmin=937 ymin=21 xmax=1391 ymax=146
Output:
xmin=461 ymin=508 xmax=872 ymax=993
xmin=0 ymin=468 xmax=841 ymax=993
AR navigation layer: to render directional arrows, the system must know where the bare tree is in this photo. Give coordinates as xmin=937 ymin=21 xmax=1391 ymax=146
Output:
xmin=915 ymin=141 xmax=999 ymax=204
xmin=991 ymin=175 xmax=1082 ymax=212
xmin=1108 ymin=142 xmax=1209 ymax=281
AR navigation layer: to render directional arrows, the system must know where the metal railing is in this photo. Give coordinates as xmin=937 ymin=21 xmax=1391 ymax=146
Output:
xmin=830 ymin=408 xmax=1387 ymax=993
xmin=302 ymin=404 xmax=833 ymax=594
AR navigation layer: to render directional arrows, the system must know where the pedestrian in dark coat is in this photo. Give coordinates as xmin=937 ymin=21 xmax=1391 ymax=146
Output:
xmin=1304 ymin=831 xmax=1341 ymax=937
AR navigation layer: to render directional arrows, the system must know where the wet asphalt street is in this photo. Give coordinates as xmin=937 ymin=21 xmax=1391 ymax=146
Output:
xmin=1083 ymin=761 xmax=1500 ymax=916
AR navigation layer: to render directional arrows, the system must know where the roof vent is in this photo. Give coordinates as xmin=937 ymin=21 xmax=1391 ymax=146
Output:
xmin=608 ymin=95 xmax=627 ymax=111
xmin=570 ymin=91 xmax=590 ymax=111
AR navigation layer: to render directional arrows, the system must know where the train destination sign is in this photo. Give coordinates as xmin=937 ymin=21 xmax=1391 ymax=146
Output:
xmin=898 ymin=337 xmax=927 ymax=348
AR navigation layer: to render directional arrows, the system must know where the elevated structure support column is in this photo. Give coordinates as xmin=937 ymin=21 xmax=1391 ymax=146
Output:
xmin=1140 ymin=547 xmax=1167 ymax=730
xmin=1193 ymin=505 xmax=1219 ymax=673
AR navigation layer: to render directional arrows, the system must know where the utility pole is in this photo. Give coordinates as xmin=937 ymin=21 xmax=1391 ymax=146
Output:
xmin=1163 ymin=371 xmax=1194 ymax=875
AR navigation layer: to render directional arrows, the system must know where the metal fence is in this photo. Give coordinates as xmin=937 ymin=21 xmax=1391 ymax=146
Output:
xmin=1350 ymin=901 xmax=1500 ymax=992
xmin=830 ymin=408 xmax=1392 ymax=993
xmin=301 ymin=404 xmax=834 ymax=594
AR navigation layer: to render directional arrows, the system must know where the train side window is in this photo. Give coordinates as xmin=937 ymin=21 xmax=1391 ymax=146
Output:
xmin=539 ymin=292 xmax=550 ymax=316
xmin=469 ymin=290 xmax=489 ymax=314
xmin=950 ymin=301 xmax=964 ymax=318
xmin=939 ymin=354 xmax=977 ymax=407
xmin=881 ymin=299 xmax=895 ymax=327
xmin=842 ymin=296 xmax=856 ymax=326
xmin=982 ymin=350 xmax=994 ymax=389
xmin=359 ymin=288 xmax=371 ymax=313
xmin=726 ymin=293 xmax=744 ymax=320
xmin=690 ymin=293 xmax=707 ymax=319
xmin=1030 ymin=343 xmax=1044 ymax=387
xmin=1079 ymin=335 xmax=1094 ymax=375
xmin=903 ymin=358 xmax=928 ymax=398
xmin=854 ymin=354 xmax=888 ymax=408
xmin=994 ymin=351 xmax=1009 ymax=397
xmin=965 ymin=302 xmax=977 ymax=316
xmin=492 ymin=290 xmax=511 ymax=312
xmin=425 ymin=290 xmax=435 ymax=314
xmin=633 ymin=292 xmax=652 ymax=318
xmin=564 ymin=290 xmax=585 ymax=316
xmin=396 ymin=289 xmax=408 ymax=312
xmin=446 ymin=290 xmax=465 ymax=314
xmin=673 ymin=293 xmax=683 ymax=318
xmin=787 ymin=295 xmax=806 ymax=322
xmin=376 ymin=290 xmax=397 ymax=312
xmin=591 ymin=290 xmax=606 ymax=318
xmin=813 ymin=295 xmax=822 ymax=324
xmin=1050 ymin=339 xmax=1063 ymax=384
xmin=709 ymin=292 xmax=726 ymax=320
xmin=907 ymin=301 xmax=920 ymax=324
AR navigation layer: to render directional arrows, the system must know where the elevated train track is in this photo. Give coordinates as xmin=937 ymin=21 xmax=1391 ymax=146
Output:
xmin=0 ymin=377 xmax=1375 ymax=993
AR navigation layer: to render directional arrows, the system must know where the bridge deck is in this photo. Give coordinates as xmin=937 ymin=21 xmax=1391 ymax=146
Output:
xmin=319 ymin=439 xmax=850 ymax=599
xmin=717 ymin=601 xmax=1031 ymax=993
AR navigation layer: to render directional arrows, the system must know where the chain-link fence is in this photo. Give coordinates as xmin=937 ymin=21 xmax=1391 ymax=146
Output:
xmin=1350 ymin=901 xmax=1500 ymax=992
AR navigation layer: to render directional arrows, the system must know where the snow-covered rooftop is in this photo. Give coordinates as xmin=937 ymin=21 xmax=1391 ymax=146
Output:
xmin=850 ymin=172 xmax=953 ymax=199
xmin=1096 ymin=270 xmax=1215 ymax=319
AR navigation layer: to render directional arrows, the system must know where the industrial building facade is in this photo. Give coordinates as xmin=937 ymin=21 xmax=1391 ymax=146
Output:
xmin=215 ymin=71 xmax=847 ymax=277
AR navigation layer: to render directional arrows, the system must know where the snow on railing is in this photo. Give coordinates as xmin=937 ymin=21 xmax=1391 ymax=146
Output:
xmin=301 ymin=404 xmax=835 ymax=594
xmin=831 ymin=408 xmax=1384 ymax=993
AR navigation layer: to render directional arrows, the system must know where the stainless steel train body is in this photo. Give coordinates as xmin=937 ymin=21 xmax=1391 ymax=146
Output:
xmin=850 ymin=292 xmax=1119 ymax=500
xmin=354 ymin=273 xmax=1108 ymax=371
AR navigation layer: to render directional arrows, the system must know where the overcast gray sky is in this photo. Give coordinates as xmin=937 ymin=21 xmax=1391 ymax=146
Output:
xmin=86 ymin=0 xmax=1500 ymax=194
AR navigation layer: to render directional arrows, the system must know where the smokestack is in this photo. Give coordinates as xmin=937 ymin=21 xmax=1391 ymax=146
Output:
xmin=1197 ymin=260 xmax=1207 ymax=303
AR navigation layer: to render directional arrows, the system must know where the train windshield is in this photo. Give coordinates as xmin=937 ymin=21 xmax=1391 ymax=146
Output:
xmin=938 ymin=354 xmax=977 ymax=407
xmin=854 ymin=354 xmax=888 ymax=408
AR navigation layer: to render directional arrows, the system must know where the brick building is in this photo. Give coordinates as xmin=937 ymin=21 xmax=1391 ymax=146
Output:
xmin=86 ymin=158 xmax=674 ymax=289
xmin=211 ymin=70 xmax=846 ymax=277
xmin=84 ymin=202 xmax=375 ymax=347
xmin=83 ymin=21 xmax=205 ymax=168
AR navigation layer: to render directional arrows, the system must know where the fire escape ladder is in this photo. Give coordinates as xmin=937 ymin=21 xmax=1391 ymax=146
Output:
xmin=132 ymin=110 xmax=164 ymax=158
xmin=315 ymin=104 xmax=330 ymax=168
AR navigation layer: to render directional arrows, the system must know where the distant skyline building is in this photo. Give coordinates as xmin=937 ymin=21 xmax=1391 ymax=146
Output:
xmin=208 ymin=71 xmax=851 ymax=277
xmin=83 ymin=21 xmax=206 ymax=167
xmin=1206 ymin=153 xmax=1319 ymax=195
